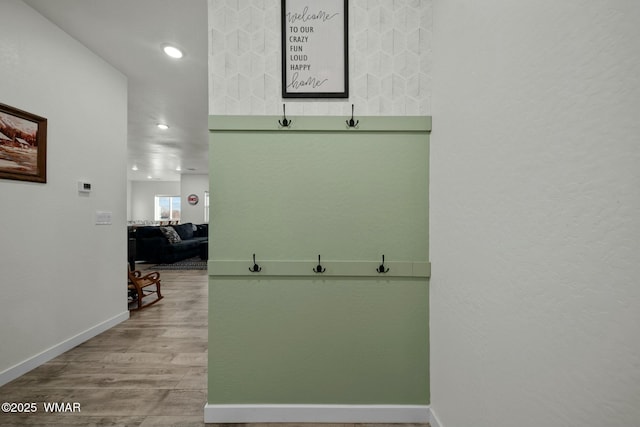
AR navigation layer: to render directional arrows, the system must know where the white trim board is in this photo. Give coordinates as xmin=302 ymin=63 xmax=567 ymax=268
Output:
xmin=0 ymin=311 xmax=129 ymax=387
xmin=203 ymin=404 xmax=431 ymax=424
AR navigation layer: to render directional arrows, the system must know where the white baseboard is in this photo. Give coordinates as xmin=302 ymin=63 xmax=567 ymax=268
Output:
xmin=429 ymin=407 xmax=443 ymax=427
xmin=203 ymin=404 xmax=431 ymax=424
xmin=0 ymin=311 xmax=129 ymax=387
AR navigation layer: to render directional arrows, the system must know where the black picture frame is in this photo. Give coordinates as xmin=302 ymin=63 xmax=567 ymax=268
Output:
xmin=0 ymin=103 xmax=47 ymax=183
xmin=281 ymin=0 xmax=349 ymax=98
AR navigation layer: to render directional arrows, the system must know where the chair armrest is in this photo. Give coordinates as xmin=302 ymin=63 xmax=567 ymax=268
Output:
xmin=140 ymin=271 xmax=160 ymax=281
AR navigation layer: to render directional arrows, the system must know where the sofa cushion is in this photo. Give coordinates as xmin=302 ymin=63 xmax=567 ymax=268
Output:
xmin=194 ymin=223 xmax=208 ymax=238
xmin=135 ymin=226 xmax=164 ymax=239
xmin=173 ymin=223 xmax=194 ymax=240
xmin=160 ymin=226 xmax=182 ymax=243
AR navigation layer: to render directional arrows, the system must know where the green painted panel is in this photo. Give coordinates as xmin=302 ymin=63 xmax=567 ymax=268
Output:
xmin=208 ymin=115 xmax=431 ymax=406
xmin=209 ymin=130 xmax=429 ymax=262
xmin=208 ymin=278 xmax=429 ymax=404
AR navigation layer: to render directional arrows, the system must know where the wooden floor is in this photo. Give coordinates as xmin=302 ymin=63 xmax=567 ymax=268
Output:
xmin=0 ymin=267 xmax=208 ymax=426
xmin=0 ymin=265 xmax=429 ymax=427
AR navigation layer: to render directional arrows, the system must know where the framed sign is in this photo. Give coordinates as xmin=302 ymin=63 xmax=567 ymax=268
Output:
xmin=0 ymin=103 xmax=47 ymax=183
xmin=281 ymin=0 xmax=349 ymax=98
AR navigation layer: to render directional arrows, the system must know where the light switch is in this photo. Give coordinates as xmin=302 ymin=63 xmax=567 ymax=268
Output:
xmin=95 ymin=211 xmax=112 ymax=225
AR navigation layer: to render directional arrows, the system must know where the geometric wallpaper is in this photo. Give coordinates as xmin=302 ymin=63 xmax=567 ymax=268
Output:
xmin=208 ymin=0 xmax=432 ymax=116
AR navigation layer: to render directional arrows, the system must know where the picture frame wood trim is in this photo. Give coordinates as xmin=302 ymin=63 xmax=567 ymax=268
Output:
xmin=281 ymin=0 xmax=349 ymax=98
xmin=0 ymin=103 xmax=47 ymax=183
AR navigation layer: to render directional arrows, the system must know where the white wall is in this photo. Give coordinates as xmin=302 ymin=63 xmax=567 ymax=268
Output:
xmin=431 ymin=1 xmax=640 ymax=426
xmin=128 ymin=177 xmax=209 ymax=225
xmin=127 ymin=179 xmax=132 ymax=221
xmin=180 ymin=174 xmax=209 ymax=224
xmin=0 ymin=0 xmax=128 ymax=383
xmin=129 ymin=180 xmax=180 ymax=222
xmin=208 ymin=0 xmax=433 ymax=116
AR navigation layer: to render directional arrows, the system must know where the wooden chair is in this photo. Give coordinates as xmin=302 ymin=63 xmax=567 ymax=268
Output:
xmin=127 ymin=265 xmax=163 ymax=310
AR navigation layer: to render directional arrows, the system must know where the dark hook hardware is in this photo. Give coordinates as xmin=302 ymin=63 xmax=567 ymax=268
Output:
xmin=376 ymin=255 xmax=390 ymax=273
xmin=248 ymin=253 xmax=262 ymax=272
xmin=313 ymin=254 xmax=326 ymax=273
xmin=278 ymin=104 xmax=292 ymax=127
xmin=346 ymin=104 xmax=359 ymax=128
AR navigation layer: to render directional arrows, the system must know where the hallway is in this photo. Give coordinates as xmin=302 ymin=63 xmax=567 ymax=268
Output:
xmin=0 ymin=268 xmax=208 ymax=426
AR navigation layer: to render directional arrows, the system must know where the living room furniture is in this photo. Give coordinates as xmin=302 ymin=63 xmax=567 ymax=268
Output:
xmin=127 ymin=266 xmax=163 ymax=310
xmin=131 ymin=222 xmax=208 ymax=263
xmin=199 ymin=241 xmax=208 ymax=260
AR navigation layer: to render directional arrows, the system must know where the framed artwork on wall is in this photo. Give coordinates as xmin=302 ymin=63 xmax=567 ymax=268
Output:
xmin=0 ymin=103 xmax=47 ymax=183
xmin=281 ymin=0 xmax=349 ymax=98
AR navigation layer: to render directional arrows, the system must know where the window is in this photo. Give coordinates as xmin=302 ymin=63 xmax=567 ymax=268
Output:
xmin=204 ymin=191 xmax=210 ymax=223
xmin=154 ymin=195 xmax=181 ymax=221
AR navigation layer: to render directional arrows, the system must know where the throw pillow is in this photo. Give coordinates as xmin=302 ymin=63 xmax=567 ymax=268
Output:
xmin=160 ymin=226 xmax=182 ymax=244
xmin=173 ymin=223 xmax=194 ymax=240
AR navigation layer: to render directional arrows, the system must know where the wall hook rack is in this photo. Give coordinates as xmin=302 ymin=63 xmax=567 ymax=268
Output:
xmin=248 ymin=253 xmax=262 ymax=272
xmin=313 ymin=254 xmax=326 ymax=273
xmin=346 ymin=104 xmax=359 ymax=128
xmin=278 ymin=104 xmax=292 ymax=127
xmin=376 ymin=254 xmax=390 ymax=273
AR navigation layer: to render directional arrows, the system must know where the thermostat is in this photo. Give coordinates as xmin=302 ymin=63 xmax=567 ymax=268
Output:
xmin=78 ymin=181 xmax=92 ymax=193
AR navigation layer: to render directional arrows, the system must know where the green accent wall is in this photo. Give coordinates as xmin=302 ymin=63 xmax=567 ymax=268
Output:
xmin=209 ymin=278 xmax=429 ymax=404
xmin=208 ymin=115 xmax=430 ymax=404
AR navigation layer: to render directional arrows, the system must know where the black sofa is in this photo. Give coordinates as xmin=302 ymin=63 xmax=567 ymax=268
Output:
xmin=133 ymin=223 xmax=208 ymax=263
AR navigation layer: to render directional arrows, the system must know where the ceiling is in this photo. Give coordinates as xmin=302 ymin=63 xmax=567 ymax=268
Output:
xmin=24 ymin=0 xmax=209 ymax=182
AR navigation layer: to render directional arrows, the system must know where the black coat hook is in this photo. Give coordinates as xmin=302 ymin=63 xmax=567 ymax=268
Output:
xmin=346 ymin=104 xmax=359 ymax=128
xmin=248 ymin=253 xmax=262 ymax=272
xmin=313 ymin=254 xmax=326 ymax=273
xmin=278 ymin=104 xmax=292 ymax=127
xmin=376 ymin=254 xmax=390 ymax=273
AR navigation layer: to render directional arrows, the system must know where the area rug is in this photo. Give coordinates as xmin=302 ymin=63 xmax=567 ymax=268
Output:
xmin=151 ymin=257 xmax=207 ymax=270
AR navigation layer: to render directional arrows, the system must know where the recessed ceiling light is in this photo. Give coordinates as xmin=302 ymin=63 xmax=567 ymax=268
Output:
xmin=176 ymin=166 xmax=182 ymax=171
xmin=157 ymin=123 xmax=169 ymax=130
xmin=132 ymin=165 xmax=138 ymax=171
xmin=147 ymin=175 xmax=153 ymax=179
xmin=162 ymin=45 xmax=183 ymax=59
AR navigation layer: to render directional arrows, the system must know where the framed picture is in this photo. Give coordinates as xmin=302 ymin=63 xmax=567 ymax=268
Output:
xmin=281 ymin=0 xmax=349 ymax=98
xmin=0 ymin=103 xmax=47 ymax=183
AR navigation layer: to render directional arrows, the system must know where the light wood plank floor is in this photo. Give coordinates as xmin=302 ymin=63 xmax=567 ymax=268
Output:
xmin=0 ymin=265 xmax=429 ymax=427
